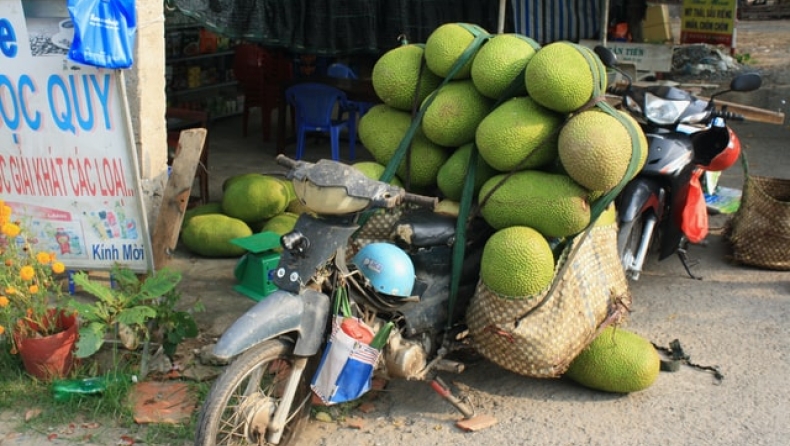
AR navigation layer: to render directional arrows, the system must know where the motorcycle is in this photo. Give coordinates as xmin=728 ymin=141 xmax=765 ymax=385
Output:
xmin=594 ymin=46 xmax=762 ymax=281
xmin=195 ymin=155 xmax=491 ymax=445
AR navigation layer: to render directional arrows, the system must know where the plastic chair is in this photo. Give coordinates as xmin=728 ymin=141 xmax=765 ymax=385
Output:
xmin=233 ymin=44 xmax=292 ymax=142
xmin=327 ymin=63 xmax=374 ymax=118
xmin=285 ymin=83 xmax=355 ymax=161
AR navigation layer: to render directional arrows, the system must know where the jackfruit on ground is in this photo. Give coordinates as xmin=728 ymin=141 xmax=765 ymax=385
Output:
xmin=261 ymin=212 xmax=298 ymax=236
xmin=476 ymin=97 xmax=564 ymax=171
xmin=558 ymin=109 xmax=647 ymax=191
xmin=358 ymin=104 xmax=448 ymax=188
xmin=436 ymin=143 xmax=498 ymax=201
xmin=478 ymin=170 xmax=590 ymax=237
xmin=564 ymin=326 xmax=660 ymax=393
xmin=525 ymin=41 xmax=607 ymax=113
xmin=222 ymin=172 xmax=264 ymax=192
xmin=182 ymin=201 xmax=223 ymax=229
xmin=480 ymin=226 xmax=555 ymax=297
xmin=222 ymin=174 xmax=290 ymax=223
xmin=471 ymin=33 xmax=539 ymax=100
xmin=181 ymin=214 xmax=252 ymax=258
xmin=421 ymin=80 xmax=492 ymax=147
xmin=372 ymin=44 xmax=443 ymax=112
xmin=424 ymin=23 xmax=490 ymax=79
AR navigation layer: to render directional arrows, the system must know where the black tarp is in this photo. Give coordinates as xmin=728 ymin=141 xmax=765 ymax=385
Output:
xmin=173 ymin=0 xmax=502 ymax=56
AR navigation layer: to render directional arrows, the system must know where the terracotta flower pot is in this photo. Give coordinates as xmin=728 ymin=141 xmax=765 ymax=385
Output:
xmin=14 ymin=310 xmax=79 ymax=381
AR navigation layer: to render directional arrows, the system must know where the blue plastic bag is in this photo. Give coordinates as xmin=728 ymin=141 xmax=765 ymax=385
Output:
xmin=68 ymin=0 xmax=137 ymax=69
xmin=310 ymin=316 xmax=380 ymax=405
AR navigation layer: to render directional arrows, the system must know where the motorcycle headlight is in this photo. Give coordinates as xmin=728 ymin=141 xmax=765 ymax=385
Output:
xmin=644 ymin=93 xmax=690 ymax=125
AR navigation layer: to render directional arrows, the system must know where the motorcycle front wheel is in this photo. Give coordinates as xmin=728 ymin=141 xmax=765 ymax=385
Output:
xmin=195 ymin=338 xmax=313 ymax=446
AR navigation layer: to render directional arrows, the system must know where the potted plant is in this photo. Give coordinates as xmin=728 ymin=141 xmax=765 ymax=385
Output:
xmin=68 ymin=264 xmax=201 ymax=377
xmin=0 ymin=199 xmax=76 ymax=381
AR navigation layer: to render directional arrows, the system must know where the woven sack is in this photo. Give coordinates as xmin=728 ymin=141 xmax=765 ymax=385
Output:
xmin=727 ymin=174 xmax=790 ymax=270
xmin=349 ymin=208 xmax=402 ymax=258
xmin=466 ymin=223 xmax=631 ymax=378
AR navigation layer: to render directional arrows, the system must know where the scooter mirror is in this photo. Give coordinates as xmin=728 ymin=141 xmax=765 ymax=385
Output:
xmin=593 ymin=45 xmax=617 ymax=68
xmin=730 ymin=72 xmax=762 ymax=92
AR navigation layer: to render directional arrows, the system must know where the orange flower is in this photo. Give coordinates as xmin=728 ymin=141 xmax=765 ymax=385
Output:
xmin=28 ymin=284 xmax=39 ymax=294
xmin=0 ymin=325 xmax=5 ymax=336
xmin=0 ymin=296 xmax=8 ymax=307
xmin=52 ymin=262 xmax=66 ymax=274
xmin=4 ymin=258 xmax=12 ymax=267
xmin=36 ymin=251 xmax=52 ymax=264
xmin=2 ymin=222 xmax=20 ymax=237
xmin=19 ymin=265 xmax=35 ymax=281
xmin=5 ymin=286 xmax=17 ymax=295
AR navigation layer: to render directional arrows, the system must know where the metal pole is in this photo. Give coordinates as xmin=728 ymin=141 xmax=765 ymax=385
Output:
xmin=498 ymin=0 xmax=507 ymax=34
xmin=601 ymin=0 xmax=610 ymax=46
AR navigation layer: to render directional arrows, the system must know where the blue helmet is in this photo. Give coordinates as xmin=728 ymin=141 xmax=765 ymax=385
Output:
xmin=352 ymin=243 xmax=415 ymax=298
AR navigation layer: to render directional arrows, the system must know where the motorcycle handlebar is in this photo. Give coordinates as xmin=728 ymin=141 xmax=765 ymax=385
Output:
xmin=275 ymin=154 xmax=299 ymax=169
xmin=403 ymin=192 xmax=438 ymax=210
xmin=711 ymin=109 xmax=746 ymax=122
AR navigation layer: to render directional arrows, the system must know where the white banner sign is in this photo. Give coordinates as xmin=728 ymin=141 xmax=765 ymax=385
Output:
xmin=1 ymin=1 xmax=154 ymax=272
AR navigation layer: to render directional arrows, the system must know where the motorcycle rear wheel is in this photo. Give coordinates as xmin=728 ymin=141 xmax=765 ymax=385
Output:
xmin=195 ymin=338 xmax=313 ymax=446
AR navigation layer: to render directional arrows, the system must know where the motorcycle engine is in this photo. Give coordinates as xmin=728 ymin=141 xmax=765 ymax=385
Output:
xmin=380 ymin=330 xmax=431 ymax=380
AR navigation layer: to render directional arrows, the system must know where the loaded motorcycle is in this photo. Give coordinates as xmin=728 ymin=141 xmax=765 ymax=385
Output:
xmin=594 ymin=46 xmax=762 ymax=281
xmin=195 ymin=155 xmax=491 ymax=445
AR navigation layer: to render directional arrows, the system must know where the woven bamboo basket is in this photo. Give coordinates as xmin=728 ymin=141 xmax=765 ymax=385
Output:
xmin=466 ymin=223 xmax=631 ymax=378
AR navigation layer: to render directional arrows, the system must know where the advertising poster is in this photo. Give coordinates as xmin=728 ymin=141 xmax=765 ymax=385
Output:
xmin=680 ymin=0 xmax=738 ymax=47
xmin=1 ymin=1 xmax=154 ymax=272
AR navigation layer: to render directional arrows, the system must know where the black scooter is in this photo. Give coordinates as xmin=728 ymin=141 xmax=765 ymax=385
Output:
xmin=594 ymin=46 xmax=762 ymax=280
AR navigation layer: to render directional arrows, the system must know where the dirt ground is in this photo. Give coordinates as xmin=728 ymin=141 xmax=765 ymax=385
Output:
xmin=2 ymin=17 xmax=790 ymax=446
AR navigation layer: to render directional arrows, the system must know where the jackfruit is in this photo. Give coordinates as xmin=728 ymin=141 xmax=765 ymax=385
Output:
xmin=525 ymin=41 xmax=607 ymax=113
xmin=372 ymin=44 xmax=443 ymax=112
xmin=424 ymin=23 xmax=490 ymax=79
xmin=564 ymin=326 xmax=660 ymax=393
xmin=478 ymin=171 xmax=590 ymax=237
xmin=182 ymin=201 xmax=223 ymax=229
xmin=358 ymin=104 xmax=448 ymax=188
xmin=436 ymin=143 xmax=498 ymax=201
xmin=471 ymin=33 xmax=539 ymax=99
xmin=181 ymin=214 xmax=252 ymax=258
xmin=480 ymin=226 xmax=555 ymax=297
xmin=352 ymin=161 xmax=404 ymax=187
xmin=261 ymin=212 xmax=299 ymax=236
xmin=421 ymin=80 xmax=492 ymax=147
xmin=221 ymin=174 xmax=290 ymax=223
xmin=476 ymin=97 xmax=564 ymax=171
xmin=558 ymin=109 xmax=647 ymax=191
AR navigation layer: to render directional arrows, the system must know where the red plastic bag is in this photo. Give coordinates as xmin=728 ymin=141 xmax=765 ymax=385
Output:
xmin=681 ymin=169 xmax=709 ymax=243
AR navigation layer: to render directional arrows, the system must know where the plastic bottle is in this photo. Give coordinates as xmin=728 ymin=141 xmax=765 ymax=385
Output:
xmin=51 ymin=375 xmax=132 ymax=402
xmin=370 ymin=321 xmax=394 ymax=350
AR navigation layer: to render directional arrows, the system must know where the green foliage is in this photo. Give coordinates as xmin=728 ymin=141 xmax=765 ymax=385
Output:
xmin=68 ymin=265 xmax=200 ymax=360
xmin=735 ymin=52 xmax=752 ymax=64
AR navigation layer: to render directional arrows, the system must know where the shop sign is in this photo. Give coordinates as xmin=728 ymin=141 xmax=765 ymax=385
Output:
xmin=680 ymin=0 xmax=738 ymax=48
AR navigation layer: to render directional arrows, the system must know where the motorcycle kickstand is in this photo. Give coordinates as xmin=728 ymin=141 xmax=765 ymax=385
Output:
xmin=677 ymin=243 xmax=703 ymax=280
xmin=429 ymin=377 xmax=498 ymax=431
xmin=430 ymin=376 xmax=475 ymax=418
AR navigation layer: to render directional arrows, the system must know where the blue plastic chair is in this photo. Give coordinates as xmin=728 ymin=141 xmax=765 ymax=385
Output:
xmin=327 ymin=63 xmax=374 ymax=118
xmin=285 ymin=82 xmax=356 ymax=161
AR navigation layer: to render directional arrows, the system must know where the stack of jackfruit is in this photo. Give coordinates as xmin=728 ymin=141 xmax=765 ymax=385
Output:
xmin=362 ymin=23 xmax=647 ymax=297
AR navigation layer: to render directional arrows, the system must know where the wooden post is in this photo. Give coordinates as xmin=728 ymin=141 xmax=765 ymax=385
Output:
xmin=150 ymin=128 xmax=207 ymax=270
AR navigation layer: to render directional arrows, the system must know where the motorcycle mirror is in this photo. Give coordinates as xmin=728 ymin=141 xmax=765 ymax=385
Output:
xmin=594 ymin=45 xmax=617 ymax=68
xmin=729 ymin=72 xmax=762 ymax=92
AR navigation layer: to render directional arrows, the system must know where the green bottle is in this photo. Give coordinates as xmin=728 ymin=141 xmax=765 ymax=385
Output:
xmin=52 ymin=377 xmax=111 ymax=402
xmin=370 ymin=321 xmax=394 ymax=350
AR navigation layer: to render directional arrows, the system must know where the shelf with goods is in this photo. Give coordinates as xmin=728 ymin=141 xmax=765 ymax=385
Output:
xmin=165 ymin=12 xmax=243 ymax=120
